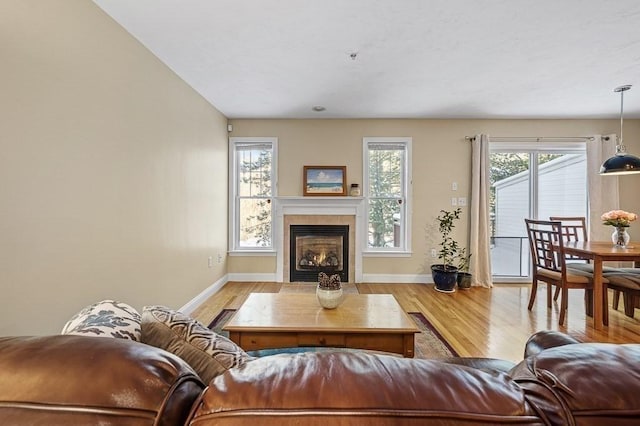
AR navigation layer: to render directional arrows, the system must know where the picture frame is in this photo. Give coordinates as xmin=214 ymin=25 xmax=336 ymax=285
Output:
xmin=303 ymin=166 xmax=347 ymax=196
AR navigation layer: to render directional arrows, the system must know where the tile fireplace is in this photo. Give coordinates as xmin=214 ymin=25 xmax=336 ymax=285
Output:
xmin=275 ymin=197 xmax=364 ymax=283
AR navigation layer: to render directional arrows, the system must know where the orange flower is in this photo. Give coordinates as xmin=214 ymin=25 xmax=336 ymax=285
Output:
xmin=601 ymin=210 xmax=638 ymax=227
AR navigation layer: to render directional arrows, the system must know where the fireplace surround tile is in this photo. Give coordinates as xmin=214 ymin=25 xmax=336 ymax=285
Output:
xmin=285 ymin=216 xmax=354 ymax=282
xmin=275 ymin=197 xmax=364 ymax=283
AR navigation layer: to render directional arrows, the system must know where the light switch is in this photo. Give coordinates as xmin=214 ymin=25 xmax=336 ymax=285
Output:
xmin=451 ymin=197 xmax=458 ymax=206
xmin=452 ymin=182 xmax=458 ymax=191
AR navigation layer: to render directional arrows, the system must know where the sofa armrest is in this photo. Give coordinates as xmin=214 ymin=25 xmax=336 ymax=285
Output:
xmin=0 ymin=335 xmax=205 ymax=426
xmin=511 ymin=341 xmax=640 ymax=425
xmin=524 ymin=330 xmax=580 ymax=358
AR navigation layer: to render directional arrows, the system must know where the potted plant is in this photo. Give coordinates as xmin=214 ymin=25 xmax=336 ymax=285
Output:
xmin=455 ymin=248 xmax=472 ymax=290
xmin=431 ymin=208 xmax=461 ymax=293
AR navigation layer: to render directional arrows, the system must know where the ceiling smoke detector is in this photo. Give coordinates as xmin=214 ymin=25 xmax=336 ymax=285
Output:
xmin=312 ymin=106 xmax=326 ymax=112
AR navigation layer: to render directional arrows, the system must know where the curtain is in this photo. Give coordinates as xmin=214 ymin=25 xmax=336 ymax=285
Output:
xmin=469 ymin=134 xmax=493 ymax=288
xmin=586 ymin=134 xmax=619 ymax=241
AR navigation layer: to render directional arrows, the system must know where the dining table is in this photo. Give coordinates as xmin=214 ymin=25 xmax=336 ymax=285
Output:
xmin=564 ymin=241 xmax=640 ymax=330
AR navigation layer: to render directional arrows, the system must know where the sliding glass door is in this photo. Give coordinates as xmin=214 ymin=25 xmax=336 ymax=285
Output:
xmin=489 ymin=142 xmax=587 ymax=280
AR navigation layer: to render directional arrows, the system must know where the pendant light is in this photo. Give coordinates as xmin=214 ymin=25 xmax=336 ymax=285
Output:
xmin=600 ymin=85 xmax=640 ymax=175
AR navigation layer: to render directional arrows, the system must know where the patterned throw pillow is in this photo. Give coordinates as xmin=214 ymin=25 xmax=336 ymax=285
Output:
xmin=61 ymin=300 xmax=141 ymax=341
xmin=141 ymin=306 xmax=252 ymax=383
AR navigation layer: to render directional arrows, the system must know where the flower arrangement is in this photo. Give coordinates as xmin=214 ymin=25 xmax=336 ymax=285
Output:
xmin=601 ymin=210 xmax=638 ymax=228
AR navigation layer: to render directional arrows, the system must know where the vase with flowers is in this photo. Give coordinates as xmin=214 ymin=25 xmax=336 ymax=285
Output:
xmin=601 ymin=210 xmax=637 ymax=248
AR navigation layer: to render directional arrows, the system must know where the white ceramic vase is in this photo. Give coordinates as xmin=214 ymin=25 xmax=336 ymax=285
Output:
xmin=316 ymin=287 xmax=344 ymax=309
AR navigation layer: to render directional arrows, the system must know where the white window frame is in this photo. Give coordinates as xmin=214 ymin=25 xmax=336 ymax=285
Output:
xmin=489 ymin=141 xmax=587 ymax=221
xmin=228 ymin=137 xmax=278 ymax=254
xmin=363 ymin=137 xmax=412 ymax=256
xmin=489 ymin=140 xmax=587 ymax=281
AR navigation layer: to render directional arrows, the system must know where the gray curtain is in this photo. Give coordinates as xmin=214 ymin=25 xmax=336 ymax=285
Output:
xmin=469 ymin=134 xmax=493 ymax=287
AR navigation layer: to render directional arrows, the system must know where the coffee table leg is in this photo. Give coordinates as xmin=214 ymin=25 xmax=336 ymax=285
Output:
xmin=228 ymin=331 xmax=241 ymax=345
xmin=403 ymin=334 xmax=415 ymax=358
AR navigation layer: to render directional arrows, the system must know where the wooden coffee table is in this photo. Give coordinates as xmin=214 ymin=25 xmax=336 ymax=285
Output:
xmin=223 ymin=293 xmax=420 ymax=357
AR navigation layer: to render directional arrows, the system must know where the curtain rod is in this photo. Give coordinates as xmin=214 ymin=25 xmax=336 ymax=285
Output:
xmin=464 ymin=136 xmax=602 ymax=142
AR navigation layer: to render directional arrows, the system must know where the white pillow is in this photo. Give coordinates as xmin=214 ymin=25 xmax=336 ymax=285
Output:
xmin=61 ymin=300 xmax=141 ymax=341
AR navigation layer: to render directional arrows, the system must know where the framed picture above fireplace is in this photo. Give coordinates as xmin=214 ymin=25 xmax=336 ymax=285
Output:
xmin=303 ymin=166 xmax=347 ymax=196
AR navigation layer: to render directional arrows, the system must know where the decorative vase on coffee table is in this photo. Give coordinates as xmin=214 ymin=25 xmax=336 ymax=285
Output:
xmin=316 ymin=287 xmax=344 ymax=309
xmin=316 ymin=272 xmax=344 ymax=309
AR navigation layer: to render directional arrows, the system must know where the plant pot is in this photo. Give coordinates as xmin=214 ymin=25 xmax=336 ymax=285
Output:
xmin=456 ymin=272 xmax=472 ymax=290
xmin=316 ymin=287 xmax=344 ymax=309
xmin=431 ymin=265 xmax=458 ymax=293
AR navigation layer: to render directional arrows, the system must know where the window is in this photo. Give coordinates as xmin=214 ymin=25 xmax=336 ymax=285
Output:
xmin=229 ymin=137 xmax=277 ymax=252
xmin=363 ymin=137 xmax=412 ymax=253
xmin=489 ymin=141 xmax=587 ymax=279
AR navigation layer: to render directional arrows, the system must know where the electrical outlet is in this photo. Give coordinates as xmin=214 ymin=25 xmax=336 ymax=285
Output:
xmin=431 ymin=249 xmax=437 ymax=258
xmin=451 ymin=197 xmax=458 ymax=206
xmin=458 ymin=197 xmax=467 ymax=206
xmin=208 ymin=256 xmax=213 ymax=268
xmin=217 ymin=253 xmax=223 ymax=263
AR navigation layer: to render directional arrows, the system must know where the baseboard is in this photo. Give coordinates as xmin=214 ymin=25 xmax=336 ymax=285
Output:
xmin=493 ymin=276 xmax=530 ymax=284
xmin=361 ymin=273 xmax=432 ymax=284
xmin=227 ymin=272 xmax=278 ymax=282
xmin=180 ymin=274 xmax=229 ymax=314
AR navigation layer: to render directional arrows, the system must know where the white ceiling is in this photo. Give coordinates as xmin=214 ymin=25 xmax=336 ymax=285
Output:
xmin=94 ymin=0 xmax=640 ymax=119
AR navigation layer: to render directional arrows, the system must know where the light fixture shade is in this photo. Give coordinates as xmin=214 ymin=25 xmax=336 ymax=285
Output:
xmin=600 ymin=84 xmax=640 ymax=176
xmin=599 ymin=153 xmax=640 ymax=175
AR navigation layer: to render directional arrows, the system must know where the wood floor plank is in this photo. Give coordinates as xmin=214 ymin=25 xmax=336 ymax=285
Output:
xmin=191 ymin=282 xmax=640 ymax=362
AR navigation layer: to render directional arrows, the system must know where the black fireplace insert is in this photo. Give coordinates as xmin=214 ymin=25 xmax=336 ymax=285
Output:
xmin=290 ymin=225 xmax=349 ymax=282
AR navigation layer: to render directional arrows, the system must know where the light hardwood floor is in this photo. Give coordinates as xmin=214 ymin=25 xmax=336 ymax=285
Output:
xmin=191 ymin=282 xmax=640 ymax=363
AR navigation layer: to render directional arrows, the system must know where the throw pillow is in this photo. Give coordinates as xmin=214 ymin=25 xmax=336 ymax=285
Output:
xmin=61 ymin=300 xmax=142 ymax=341
xmin=141 ymin=306 xmax=252 ymax=383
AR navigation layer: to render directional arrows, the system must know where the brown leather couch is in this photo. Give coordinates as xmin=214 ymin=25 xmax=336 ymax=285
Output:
xmin=1 ymin=331 xmax=639 ymax=425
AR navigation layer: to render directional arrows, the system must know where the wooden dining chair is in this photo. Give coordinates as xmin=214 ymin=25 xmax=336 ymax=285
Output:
xmin=549 ymin=216 xmax=589 ymax=304
xmin=605 ymin=262 xmax=640 ymax=318
xmin=525 ymin=219 xmax=601 ymax=326
xmin=549 ymin=216 xmax=637 ymax=318
xmin=549 ymin=216 xmax=588 ymax=244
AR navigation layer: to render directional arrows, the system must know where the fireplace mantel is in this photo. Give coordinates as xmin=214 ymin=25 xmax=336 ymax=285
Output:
xmin=275 ymin=197 xmax=364 ymax=282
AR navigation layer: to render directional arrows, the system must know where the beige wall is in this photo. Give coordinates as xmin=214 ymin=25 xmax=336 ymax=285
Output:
xmin=3 ymin=1 xmax=639 ymax=335
xmin=1 ymin=1 xmax=229 ymax=335
xmin=229 ymin=119 xmax=640 ymax=278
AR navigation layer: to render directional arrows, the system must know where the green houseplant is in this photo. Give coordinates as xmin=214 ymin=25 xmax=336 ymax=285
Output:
xmin=431 ymin=208 xmax=461 ymax=293
xmin=455 ymin=248 xmax=472 ymax=290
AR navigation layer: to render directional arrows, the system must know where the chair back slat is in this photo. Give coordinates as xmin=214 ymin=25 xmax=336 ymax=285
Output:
xmin=525 ymin=219 xmax=565 ymax=275
xmin=549 ymin=216 xmax=587 ymax=262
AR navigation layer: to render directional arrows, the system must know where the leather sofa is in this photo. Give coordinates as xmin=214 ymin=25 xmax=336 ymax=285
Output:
xmin=1 ymin=331 xmax=639 ymax=425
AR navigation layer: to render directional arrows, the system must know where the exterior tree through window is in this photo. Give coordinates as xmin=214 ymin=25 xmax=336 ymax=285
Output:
xmin=364 ymin=137 xmax=411 ymax=253
xmin=229 ymin=137 xmax=277 ymax=251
